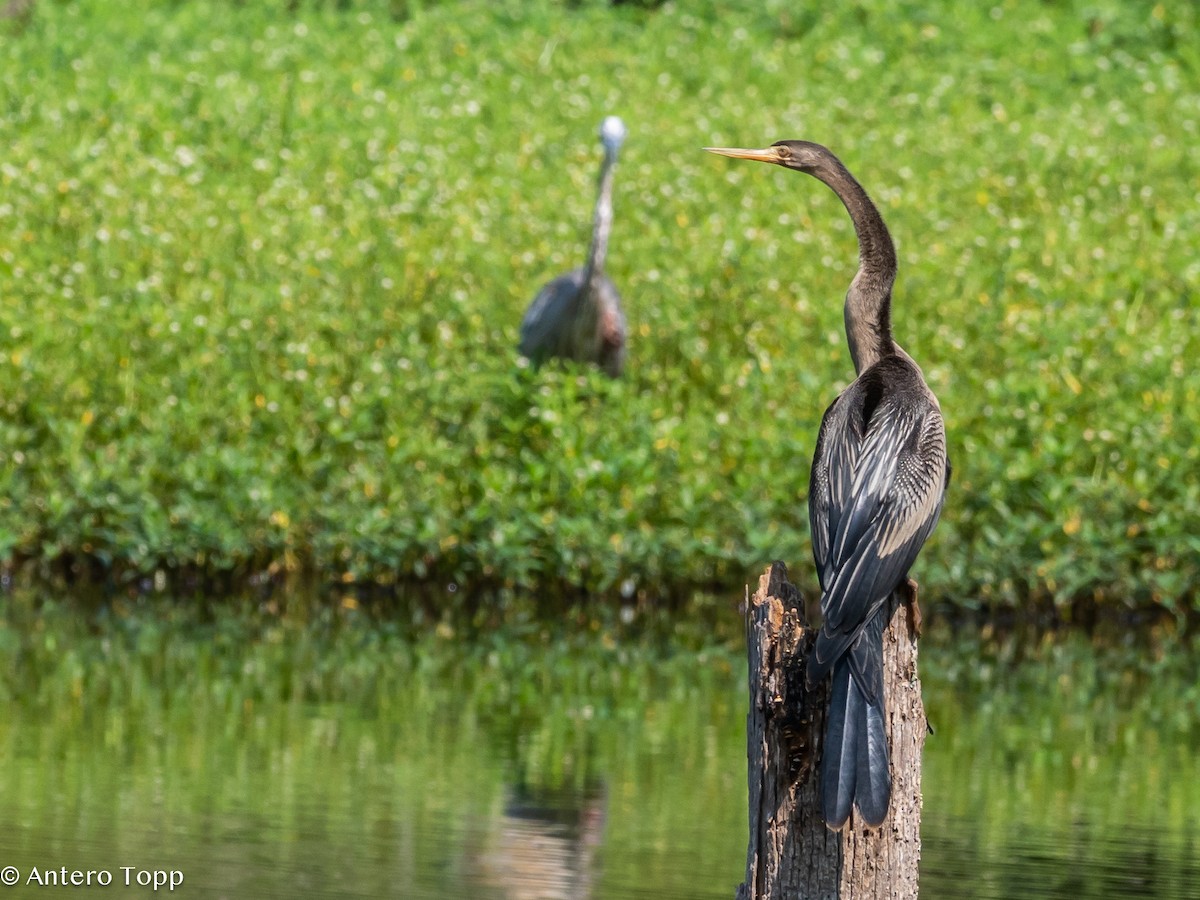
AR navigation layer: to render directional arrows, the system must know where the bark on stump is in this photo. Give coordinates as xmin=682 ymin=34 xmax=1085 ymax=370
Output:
xmin=736 ymin=561 xmax=925 ymax=900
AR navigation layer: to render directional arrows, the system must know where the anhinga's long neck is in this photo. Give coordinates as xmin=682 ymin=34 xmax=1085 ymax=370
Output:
xmin=581 ymin=146 xmax=618 ymax=296
xmin=808 ymin=155 xmax=898 ymax=374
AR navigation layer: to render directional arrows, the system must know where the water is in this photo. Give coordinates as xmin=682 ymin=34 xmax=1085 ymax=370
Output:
xmin=924 ymin=812 xmax=1200 ymax=899
xmin=1 ymin=594 xmax=1197 ymax=898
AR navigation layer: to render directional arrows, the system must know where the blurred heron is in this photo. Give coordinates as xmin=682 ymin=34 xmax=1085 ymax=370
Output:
xmin=519 ymin=116 xmax=628 ymax=378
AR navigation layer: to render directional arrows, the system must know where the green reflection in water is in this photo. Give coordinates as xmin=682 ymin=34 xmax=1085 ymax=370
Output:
xmin=1 ymin=592 xmax=1197 ymax=898
xmin=0 ymin=593 xmax=746 ymax=898
xmin=922 ymin=627 xmax=1200 ymax=899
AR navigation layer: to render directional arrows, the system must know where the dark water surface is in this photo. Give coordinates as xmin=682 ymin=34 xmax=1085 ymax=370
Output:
xmin=1 ymin=594 xmax=1197 ymax=898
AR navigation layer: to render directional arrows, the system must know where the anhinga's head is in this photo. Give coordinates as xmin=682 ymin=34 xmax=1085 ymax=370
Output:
xmin=704 ymin=140 xmax=833 ymax=174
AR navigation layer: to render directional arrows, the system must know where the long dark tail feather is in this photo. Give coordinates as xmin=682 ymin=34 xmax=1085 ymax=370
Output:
xmin=855 ymin=691 xmax=891 ymax=826
xmin=849 ymin=610 xmax=892 ymax=825
xmin=821 ymin=654 xmax=891 ymax=829
xmin=821 ymin=658 xmax=858 ymax=829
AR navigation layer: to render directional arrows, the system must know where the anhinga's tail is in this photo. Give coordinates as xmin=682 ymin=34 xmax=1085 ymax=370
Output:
xmin=821 ymin=651 xmax=890 ymax=829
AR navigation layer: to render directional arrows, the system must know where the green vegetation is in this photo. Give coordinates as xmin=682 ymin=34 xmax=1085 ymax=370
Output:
xmin=2 ymin=593 xmax=1198 ymax=896
xmin=1 ymin=0 xmax=1197 ymax=610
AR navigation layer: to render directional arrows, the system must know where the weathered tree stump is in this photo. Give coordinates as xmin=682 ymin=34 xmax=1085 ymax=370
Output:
xmin=736 ymin=561 xmax=925 ymax=899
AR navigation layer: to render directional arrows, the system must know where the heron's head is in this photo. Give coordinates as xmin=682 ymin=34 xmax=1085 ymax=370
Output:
xmin=704 ymin=140 xmax=831 ymax=173
xmin=600 ymin=116 xmax=627 ymax=154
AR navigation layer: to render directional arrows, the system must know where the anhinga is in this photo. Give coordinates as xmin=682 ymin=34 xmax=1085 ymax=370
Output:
xmin=519 ymin=116 xmax=628 ymax=378
xmin=706 ymin=140 xmax=949 ymax=829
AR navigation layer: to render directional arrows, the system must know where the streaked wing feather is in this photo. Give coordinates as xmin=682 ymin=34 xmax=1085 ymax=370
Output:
xmin=809 ymin=365 xmax=947 ymax=676
xmin=808 ymin=409 xmax=836 ymax=590
xmin=821 ymin=407 xmax=945 ymax=630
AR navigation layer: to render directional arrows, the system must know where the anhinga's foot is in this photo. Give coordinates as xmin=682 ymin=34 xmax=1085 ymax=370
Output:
xmin=898 ymin=577 xmax=923 ymax=639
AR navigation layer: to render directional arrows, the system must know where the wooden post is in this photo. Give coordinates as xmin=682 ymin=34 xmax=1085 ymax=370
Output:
xmin=736 ymin=562 xmax=925 ymax=900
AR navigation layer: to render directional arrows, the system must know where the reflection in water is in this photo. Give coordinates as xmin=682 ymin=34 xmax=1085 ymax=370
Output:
xmin=923 ymin=812 xmax=1200 ymax=900
xmin=472 ymin=784 xmax=607 ymax=900
xmin=2 ymin=597 xmax=1198 ymax=899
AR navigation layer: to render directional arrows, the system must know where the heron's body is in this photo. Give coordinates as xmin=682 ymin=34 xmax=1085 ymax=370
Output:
xmin=520 ymin=268 xmax=626 ymax=378
xmin=519 ymin=117 xmax=628 ymax=377
xmin=706 ymin=140 xmax=949 ymax=830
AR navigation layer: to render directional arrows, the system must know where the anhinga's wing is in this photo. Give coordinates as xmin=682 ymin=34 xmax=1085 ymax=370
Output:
xmin=808 ymin=369 xmax=947 ymax=693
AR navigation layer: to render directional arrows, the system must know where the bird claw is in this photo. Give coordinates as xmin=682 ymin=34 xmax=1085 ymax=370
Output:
xmin=898 ymin=577 xmax=923 ymax=639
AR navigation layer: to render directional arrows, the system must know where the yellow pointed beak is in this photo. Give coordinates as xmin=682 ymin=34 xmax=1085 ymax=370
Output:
xmin=704 ymin=146 xmax=784 ymax=164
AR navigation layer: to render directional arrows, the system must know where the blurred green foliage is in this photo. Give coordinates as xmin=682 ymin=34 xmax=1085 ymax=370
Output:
xmin=0 ymin=0 xmax=1197 ymax=610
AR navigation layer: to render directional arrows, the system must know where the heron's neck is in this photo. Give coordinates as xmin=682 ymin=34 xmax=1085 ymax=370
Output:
xmin=582 ymin=148 xmax=617 ymax=297
xmin=810 ymin=157 xmax=898 ymax=374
